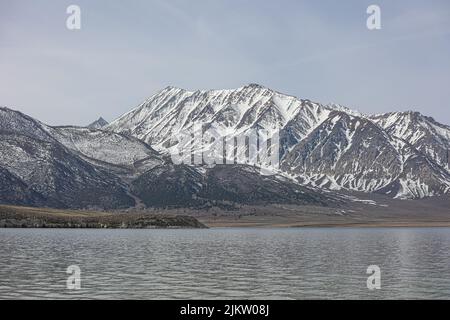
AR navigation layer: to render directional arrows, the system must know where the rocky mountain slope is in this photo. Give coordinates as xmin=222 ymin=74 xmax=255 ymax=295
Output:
xmin=131 ymin=164 xmax=339 ymax=209
xmin=0 ymin=105 xmax=340 ymax=209
xmin=282 ymin=111 xmax=450 ymax=198
xmin=87 ymin=117 xmax=109 ymax=129
xmin=370 ymin=111 xmax=450 ymax=173
xmin=107 ymin=84 xmax=450 ymax=199
xmin=0 ymin=107 xmax=135 ymax=209
xmin=46 ymin=125 xmax=163 ymax=178
xmin=1 ymin=84 xmax=449 ymax=210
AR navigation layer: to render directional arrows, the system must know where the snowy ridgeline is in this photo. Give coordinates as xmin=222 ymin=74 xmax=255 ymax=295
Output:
xmin=105 ymin=84 xmax=450 ymax=199
xmin=0 ymin=83 xmax=450 ymax=209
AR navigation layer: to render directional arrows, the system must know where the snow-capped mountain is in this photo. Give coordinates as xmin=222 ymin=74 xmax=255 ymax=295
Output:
xmin=87 ymin=117 xmax=109 ymax=129
xmin=107 ymin=84 xmax=329 ymax=149
xmin=0 ymin=107 xmax=135 ymax=209
xmin=45 ymin=126 xmax=163 ymax=178
xmin=107 ymin=84 xmax=450 ymax=199
xmin=370 ymin=111 xmax=450 ymax=173
xmin=281 ymin=111 xmax=450 ymax=198
xmin=1 ymin=84 xmax=449 ymax=207
xmin=107 ymin=84 xmax=332 ymax=172
xmin=0 ymin=104 xmax=339 ymax=209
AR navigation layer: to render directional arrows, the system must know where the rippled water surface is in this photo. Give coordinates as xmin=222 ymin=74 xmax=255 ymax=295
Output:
xmin=0 ymin=228 xmax=449 ymax=299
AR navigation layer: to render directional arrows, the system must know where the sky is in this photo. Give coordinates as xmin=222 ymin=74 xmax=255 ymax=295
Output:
xmin=1 ymin=0 xmax=450 ymax=126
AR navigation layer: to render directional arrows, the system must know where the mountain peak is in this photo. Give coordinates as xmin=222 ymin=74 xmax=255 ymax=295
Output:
xmin=238 ymin=83 xmax=269 ymax=92
xmin=243 ymin=83 xmax=265 ymax=89
xmin=87 ymin=117 xmax=109 ymax=129
xmin=161 ymin=85 xmax=188 ymax=92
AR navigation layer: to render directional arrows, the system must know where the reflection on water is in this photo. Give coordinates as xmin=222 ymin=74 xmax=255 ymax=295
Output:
xmin=0 ymin=228 xmax=449 ymax=299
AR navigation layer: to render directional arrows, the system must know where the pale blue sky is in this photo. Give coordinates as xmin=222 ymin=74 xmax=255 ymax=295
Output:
xmin=1 ymin=0 xmax=450 ymax=125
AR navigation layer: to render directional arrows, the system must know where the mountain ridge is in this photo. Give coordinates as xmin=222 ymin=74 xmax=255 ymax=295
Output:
xmin=87 ymin=117 xmax=109 ymax=129
xmin=106 ymin=84 xmax=450 ymax=199
xmin=1 ymin=84 xmax=449 ymax=209
xmin=0 ymin=103 xmax=343 ymax=209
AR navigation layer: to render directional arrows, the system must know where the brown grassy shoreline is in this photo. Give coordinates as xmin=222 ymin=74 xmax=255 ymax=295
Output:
xmin=1 ymin=198 xmax=450 ymax=229
xmin=0 ymin=205 xmax=207 ymax=229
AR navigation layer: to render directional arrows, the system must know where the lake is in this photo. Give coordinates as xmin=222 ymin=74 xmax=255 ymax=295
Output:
xmin=0 ymin=228 xmax=449 ymax=299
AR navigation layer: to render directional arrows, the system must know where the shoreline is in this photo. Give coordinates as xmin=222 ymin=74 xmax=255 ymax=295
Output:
xmin=2 ymin=203 xmax=450 ymax=230
xmin=2 ymin=223 xmax=450 ymax=229
xmin=0 ymin=205 xmax=207 ymax=229
xmin=200 ymin=221 xmax=450 ymax=228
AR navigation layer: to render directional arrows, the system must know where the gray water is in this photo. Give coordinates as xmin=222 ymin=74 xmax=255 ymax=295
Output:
xmin=0 ymin=228 xmax=449 ymax=299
